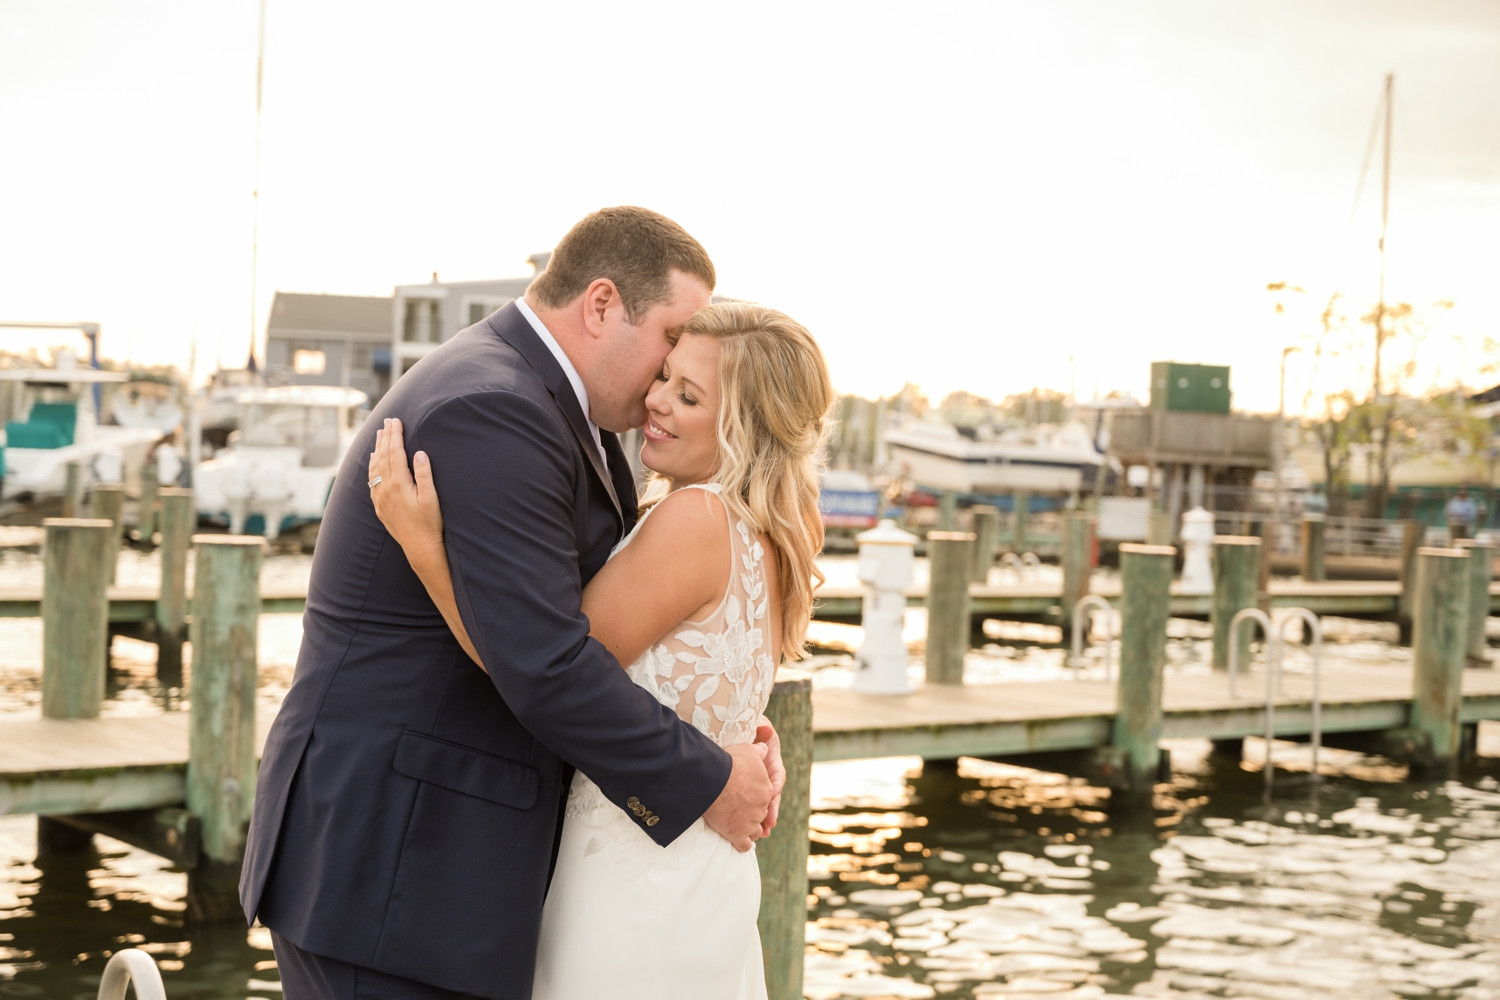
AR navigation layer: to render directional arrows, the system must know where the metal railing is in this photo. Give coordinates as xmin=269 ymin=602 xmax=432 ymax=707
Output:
xmin=1210 ymin=514 xmax=1410 ymax=559
xmin=99 ymin=949 xmax=167 ymax=1000
xmin=1228 ymin=607 xmax=1324 ymax=789
xmin=1069 ymin=595 xmax=1116 ymax=680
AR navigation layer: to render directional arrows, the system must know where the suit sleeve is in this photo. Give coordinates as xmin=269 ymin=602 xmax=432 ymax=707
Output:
xmin=413 ymin=391 xmax=731 ymax=845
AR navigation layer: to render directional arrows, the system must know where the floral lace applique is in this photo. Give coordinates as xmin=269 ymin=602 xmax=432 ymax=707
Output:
xmin=573 ymin=484 xmax=779 ymax=870
xmin=621 ymin=486 xmax=777 ymax=748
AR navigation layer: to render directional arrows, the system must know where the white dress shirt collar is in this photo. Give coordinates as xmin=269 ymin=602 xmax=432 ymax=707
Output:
xmin=514 ymin=297 xmax=606 ymax=463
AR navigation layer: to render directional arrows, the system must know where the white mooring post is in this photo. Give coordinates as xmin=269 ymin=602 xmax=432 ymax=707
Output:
xmin=851 ymin=519 xmax=918 ymax=694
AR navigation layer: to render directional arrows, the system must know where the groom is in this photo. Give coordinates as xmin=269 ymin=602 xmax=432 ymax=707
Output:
xmin=241 ymin=207 xmax=781 ymax=1000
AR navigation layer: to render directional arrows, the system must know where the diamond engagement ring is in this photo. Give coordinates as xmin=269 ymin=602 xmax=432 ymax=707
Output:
xmin=368 ymin=476 xmax=383 ymax=488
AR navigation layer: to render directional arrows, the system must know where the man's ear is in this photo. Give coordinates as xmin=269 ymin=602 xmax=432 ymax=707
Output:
xmin=581 ymin=279 xmax=621 ymax=338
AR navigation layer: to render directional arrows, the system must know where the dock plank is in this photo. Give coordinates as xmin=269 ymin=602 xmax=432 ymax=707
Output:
xmin=7 ymin=665 xmax=1500 ymax=814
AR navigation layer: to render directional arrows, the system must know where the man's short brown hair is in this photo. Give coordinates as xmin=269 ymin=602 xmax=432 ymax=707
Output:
xmin=528 ymin=206 xmax=716 ymax=322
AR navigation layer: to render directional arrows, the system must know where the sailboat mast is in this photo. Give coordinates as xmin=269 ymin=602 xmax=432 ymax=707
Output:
xmin=248 ymin=0 xmax=267 ymax=371
xmin=1374 ymin=72 xmax=1393 ymax=401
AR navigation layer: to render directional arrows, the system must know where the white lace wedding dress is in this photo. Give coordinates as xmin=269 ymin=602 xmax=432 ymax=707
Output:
xmin=531 ymin=484 xmax=776 ymax=1000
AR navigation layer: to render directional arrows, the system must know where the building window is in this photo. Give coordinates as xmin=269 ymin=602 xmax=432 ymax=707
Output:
xmin=353 ymin=345 xmax=372 ymax=371
xmin=372 ymin=348 xmax=391 ymax=375
xmin=403 ymin=299 xmax=441 ymax=343
xmin=466 ymin=298 xmax=513 ymax=326
xmin=293 ymin=349 xmax=327 ymax=375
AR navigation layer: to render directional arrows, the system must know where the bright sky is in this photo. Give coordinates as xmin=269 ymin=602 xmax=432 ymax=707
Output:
xmin=4 ymin=1 xmax=1500 ymax=414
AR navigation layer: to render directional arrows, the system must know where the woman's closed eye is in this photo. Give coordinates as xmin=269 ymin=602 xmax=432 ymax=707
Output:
xmin=677 ymin=390 xmax=698 ymax=406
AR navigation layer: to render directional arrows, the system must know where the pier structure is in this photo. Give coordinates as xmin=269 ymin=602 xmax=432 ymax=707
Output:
xmin=2 ymin=523 xmax=1499 ymax=1000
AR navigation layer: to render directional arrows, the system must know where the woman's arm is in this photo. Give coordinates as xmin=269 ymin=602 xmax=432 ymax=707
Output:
xmin=368 ymin=418 xmax=730 ymax=670
xmin=369 ymin=419 xmax=484 ymax=669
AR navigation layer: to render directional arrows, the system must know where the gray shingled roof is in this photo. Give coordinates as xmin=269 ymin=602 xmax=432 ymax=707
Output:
xmin=268 ymin=292 xmax=392 ymax=335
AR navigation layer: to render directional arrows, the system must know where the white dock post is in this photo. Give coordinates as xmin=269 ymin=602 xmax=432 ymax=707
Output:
xmin=851 ymin=519 xmax=917 ymax=694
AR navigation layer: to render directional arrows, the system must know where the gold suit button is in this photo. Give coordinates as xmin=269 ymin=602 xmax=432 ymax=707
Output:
xmin=646 ymin=816 xmax=660 ymax=827
xmin=630 ymin=804 xmax=647 ymax=817
xmin=626 ymin=797 xmax=641 ymax=808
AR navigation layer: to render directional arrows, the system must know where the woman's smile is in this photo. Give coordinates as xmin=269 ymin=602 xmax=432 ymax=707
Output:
xmin=643 ymin=417 xmax=677 ymax=442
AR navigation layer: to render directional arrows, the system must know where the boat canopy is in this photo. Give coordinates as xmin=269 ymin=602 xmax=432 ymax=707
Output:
xmin=0 ymin=368 xmax=128 ymax=383
xmin=227 ymin=385 xmax=368 ymax=409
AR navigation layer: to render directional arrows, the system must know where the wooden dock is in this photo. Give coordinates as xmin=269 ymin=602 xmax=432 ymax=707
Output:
xmin=0 ymin=585 xmax=310 ymax=621
xmin=2 ymin=578 xmax=1494 ymax=625
xmin=810 ymin=577 xmax=1500 ymax=621
xmin=5 ymin=663 xmax=1500 ymax=817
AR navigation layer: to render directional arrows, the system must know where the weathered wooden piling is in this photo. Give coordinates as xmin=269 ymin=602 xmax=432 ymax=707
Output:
xmin=925 ymin=531 xmax=975 ymax=684
xmin=756 ymin=670 xmax=813 ymax=1000
xmin=62 ymin=461 xmax=84 ymax=518
xmin=137 ymin=463 xmax=159 ymax=544
xmin=1011 ymin=492 xmax=1030 ymax=553
xmin=1456 ymin=539 xmax=1493 ymax=668
xmin=1299 ymin=513 xmax=1326 ymax=582
xmin=970 ymin=505 xmax=1000 ymax=583
xmin=185 ymin=534 xmax=263 ymax=920
xmin=938 ymin=491 xmax=957 ymax=532
xmin=155 ymin=489 xmax=195 ymax=678
xmin=1398 ymin=519 xmax=1425 ymax=621
xmin=1211 ymin=536 xmax=1262 ymax=671
xmin=1060 ymin=512 xmax=1094 ymax=630
xmin=90 ymin=483 xmax=126 ymax=585
xmin=41 ymin=518 xmax=114 ymax=719
xmin=1147 ymin=511 xmax=1173 ymax=546
xmin=1408 ymin=547 xmax=1470 ymax=776
xmin=1111 ymin=543 xmax=1174 ymax=797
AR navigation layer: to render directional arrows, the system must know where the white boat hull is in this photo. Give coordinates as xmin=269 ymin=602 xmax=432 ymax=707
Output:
xmin=886 ymin=441 xmax=1100 ymax=494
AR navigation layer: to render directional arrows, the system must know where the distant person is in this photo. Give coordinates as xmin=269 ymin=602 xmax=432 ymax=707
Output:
xmin=1446 ymin=486 xmax=1479 ymax=540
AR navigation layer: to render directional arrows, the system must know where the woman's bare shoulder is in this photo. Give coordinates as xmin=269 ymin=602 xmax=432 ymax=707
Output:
xmin=632 ymin=486 xmax=732 ymax=552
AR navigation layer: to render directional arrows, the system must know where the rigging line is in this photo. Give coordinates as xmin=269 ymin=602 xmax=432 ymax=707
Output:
xmin=1350 ymin=79 xmax=1387 ymax=222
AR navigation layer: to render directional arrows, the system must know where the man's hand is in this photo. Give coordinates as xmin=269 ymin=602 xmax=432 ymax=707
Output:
xmin=756 ymin=717 xmax=785 ymax=838
xmin=703 ymin=743 xmax=773 ymax=852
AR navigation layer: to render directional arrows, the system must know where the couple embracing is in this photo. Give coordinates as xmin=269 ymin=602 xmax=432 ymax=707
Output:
xmin=239 ymin=207 xmax=834 ymax=1000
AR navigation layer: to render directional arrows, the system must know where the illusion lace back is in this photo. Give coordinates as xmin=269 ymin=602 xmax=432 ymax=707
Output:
xmin=622 ymin=484 xmax=778 ymax=749
xmin=530 ymin=483 xmax=772 ymax=1000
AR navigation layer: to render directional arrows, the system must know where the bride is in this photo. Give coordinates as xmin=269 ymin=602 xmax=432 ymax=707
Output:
xmin=366 ymin=301 xmax=833 ymax=999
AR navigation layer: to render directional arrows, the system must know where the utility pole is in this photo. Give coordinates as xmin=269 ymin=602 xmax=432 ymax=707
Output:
xmin=1374 ymin=72 xmax=1393 ymax=404
xmin=246 ymin=0 xmax=267 ymax=372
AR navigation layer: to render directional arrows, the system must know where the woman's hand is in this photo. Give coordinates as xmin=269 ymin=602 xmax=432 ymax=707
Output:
xmin=369 ymin=418 xmax=445 ymax=562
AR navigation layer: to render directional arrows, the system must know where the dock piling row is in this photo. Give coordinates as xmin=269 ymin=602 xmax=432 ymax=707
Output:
xmin=925 ymin=531 xmax=975 ymax=684
xmin=90 ymin=483 xmax=126 ymax=585
xmin=969 ymin=505 xmax=999 ymax=582
xmin=1211 ymin=536 xmax=1261 ymax=671
xmin=1111 ymin=543 xmax=1174 ymax=797
xmin=137 ymin=463 xmax=159 ymax=544
xmin=1299 ymin=514 xmax=1326 ymax=583
xmin=155 ymin=489 xmax=195 ymax=678
xmin=40 ymin=518 xmax=113 ymax=720
xmin=1060 ymin=512 xmax=1094 ymax=631
xmin=755 ymin=671 xmax=813 ymax=1000
xmin=1455 ymin=539 xmax=1494 ymax=668
xmin=185 ymin=534 xmax=264 ymax=920
xmin=1408 ymin=547 xmax=1472 ymax=776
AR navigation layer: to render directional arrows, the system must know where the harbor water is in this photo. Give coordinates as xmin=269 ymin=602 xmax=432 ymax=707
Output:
xmin=2 ymin=549 xmax=1499 ymax=999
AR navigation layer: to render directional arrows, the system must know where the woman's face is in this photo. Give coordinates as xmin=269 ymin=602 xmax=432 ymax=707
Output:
xmin=640 ymin=333 xmax=721 ymax=486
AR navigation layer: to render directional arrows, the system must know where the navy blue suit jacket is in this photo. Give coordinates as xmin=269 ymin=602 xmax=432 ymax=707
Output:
xmin=240 ymin=303 xmax=732 ymax=998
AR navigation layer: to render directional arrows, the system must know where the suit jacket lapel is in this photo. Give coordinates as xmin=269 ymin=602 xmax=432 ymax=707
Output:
xmin=487 ymin=303 xmax=623 ymax=521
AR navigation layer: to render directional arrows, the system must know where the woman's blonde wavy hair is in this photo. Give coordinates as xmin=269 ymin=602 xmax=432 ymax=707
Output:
xmin=641 ymin=302 xmax=834 ymax=660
